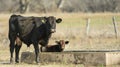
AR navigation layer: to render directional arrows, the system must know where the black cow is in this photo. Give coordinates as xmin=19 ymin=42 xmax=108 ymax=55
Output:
xmin=8 ymin=14 xmax=62 ymax=63
xmin=40 ymin=40 xmax=69 ymax=52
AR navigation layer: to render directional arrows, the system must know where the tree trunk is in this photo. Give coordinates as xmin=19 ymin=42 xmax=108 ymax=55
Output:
xmin=19 ymin=0 xmax=29 ymax=13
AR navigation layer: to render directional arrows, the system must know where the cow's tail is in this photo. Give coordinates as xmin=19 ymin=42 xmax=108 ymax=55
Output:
xmin=8 ymin=14 xmax=18 ymax=38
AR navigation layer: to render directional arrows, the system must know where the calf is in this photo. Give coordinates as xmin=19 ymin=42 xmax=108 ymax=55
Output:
xmin=40 ymin=40 xmax=69 ymax=52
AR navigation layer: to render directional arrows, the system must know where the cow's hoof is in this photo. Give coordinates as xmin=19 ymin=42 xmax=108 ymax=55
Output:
xmin=36 ymin=61 xmax=40 ymax=64
xmin=36 ymin=61 xmax=40 ymax=65
xmin=36 ymin=58 xmax=40 ymax=63
xmin=36 ymin=62 xmax=40 ymax=65
xmin=10 ymin=58 xmax=14 ymax=64
xmin=15 ymin=60 xmax=19 ymax=63
xmin=15 ymin=58 xmax=19 ymax=63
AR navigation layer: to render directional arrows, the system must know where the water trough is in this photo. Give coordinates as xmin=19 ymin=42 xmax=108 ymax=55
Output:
xmin=21 ymin=50 xmax=120 ymax=66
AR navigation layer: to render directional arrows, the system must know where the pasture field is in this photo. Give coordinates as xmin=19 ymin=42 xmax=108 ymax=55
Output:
xmin=0 ymin=13 xmax=120 ymax=67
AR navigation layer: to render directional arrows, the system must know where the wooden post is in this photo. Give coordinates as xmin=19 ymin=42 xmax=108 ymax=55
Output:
xmin=112 ymin=16 xmax=118 ymax=39
xmin=86 ymin=18 xmax=90 ymax=36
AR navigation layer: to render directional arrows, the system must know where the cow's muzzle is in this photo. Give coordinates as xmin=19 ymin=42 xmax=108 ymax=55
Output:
xmin=51 ymin=29 xmax=56 ymax=33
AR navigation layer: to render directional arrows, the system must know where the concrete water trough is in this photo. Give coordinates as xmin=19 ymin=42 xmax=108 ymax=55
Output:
xmin=21 ymin=50 xmax=120 ymax=66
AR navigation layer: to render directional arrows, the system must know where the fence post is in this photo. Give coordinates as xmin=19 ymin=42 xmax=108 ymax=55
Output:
xmin=112 ymin=16 xmax=118 ymax=39
xmin=86 ymin=18 xmax=90 ymax=36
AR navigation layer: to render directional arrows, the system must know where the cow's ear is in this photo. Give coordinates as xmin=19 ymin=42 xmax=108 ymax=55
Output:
xmin=41 ymin=19 xmax=45 ymax=23
xmin=65 ymin=41 xmax=69 ymax=44
xmin=42 ymin=17 xmax=47 ymax=23
xmin=56 ymin=18 xmax=62 ymax=23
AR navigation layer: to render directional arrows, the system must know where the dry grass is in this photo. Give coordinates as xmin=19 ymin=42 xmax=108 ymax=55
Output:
xmin=0 ymin=13 xmax=120 ymax=66
xmin=0 ymin=64 xmax=84 ymax=67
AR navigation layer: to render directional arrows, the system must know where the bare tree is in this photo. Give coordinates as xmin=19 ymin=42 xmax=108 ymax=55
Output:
xmin=57 ymin=0 xmax=65 ymax=9
xmin=19 ymin=0 xmax=29 ymax=13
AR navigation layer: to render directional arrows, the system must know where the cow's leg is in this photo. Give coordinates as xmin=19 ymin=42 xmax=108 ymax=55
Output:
xmin=9 ymin=35 xmax=16 ymax=63
xmin=33 ymin=42 xmax=40 ymax=63
xmin=15 ymin=37 xmax=22 ymax=63
xmin=15 ymin=44 xmax=22 ymax=63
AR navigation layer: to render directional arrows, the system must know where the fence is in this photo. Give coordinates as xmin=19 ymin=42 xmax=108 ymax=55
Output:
xmin=85 ymin=16 xmax=119 ymax=39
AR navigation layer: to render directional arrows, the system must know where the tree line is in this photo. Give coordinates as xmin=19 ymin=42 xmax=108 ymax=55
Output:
xmin=0 ymin=0 xmax=120 ymax=13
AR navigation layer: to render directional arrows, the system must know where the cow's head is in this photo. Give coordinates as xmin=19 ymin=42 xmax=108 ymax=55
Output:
xmin=44 ymin=16 xmax=62 ymax=33
xmin=55 ymin=40 xmax=69 ymax=50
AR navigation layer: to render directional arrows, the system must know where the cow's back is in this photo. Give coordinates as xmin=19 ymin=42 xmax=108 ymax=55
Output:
xmin=17 ymin=17 xmax=35 ymax=37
